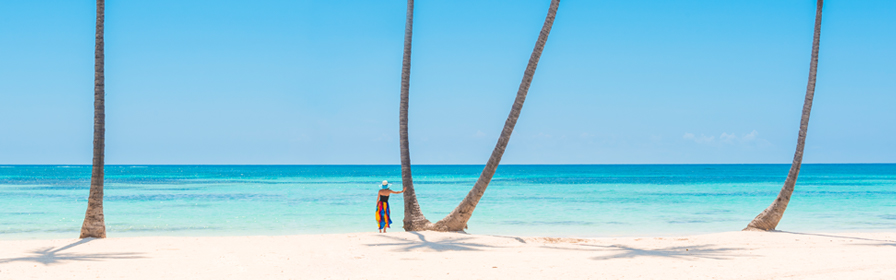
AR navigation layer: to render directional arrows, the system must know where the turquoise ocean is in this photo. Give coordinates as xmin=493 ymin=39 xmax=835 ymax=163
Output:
xmin=1 ymin=164 xmax=894 ymax=239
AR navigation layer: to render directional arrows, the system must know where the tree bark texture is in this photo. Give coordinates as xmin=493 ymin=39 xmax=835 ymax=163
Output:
xmin=398 ymin=0 xmax=434 ymax=231
xmin=430 ymin=0 xmax=560 ymax=232
xmin=80 ymin=0 xmax=107 ymax=239
xmin=744 ymin=0 xmax=822 ymax=232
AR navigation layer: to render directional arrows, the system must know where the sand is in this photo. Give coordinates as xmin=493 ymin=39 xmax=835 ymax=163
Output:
xmin=1 ymin=230 xmax=895 ymax=279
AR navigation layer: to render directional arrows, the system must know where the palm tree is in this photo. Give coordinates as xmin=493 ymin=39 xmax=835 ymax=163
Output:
xmin=80 ymin=0 xmax=107 ymax=238
xmin=398 ymin=0 xmax=432 ymax=231
xmin=402 ymin=0 xmax=561 ymax=231
xmin=744 ymin=0 xmax=823 ymax=231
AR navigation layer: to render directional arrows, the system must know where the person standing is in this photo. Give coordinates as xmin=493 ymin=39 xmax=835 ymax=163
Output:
xmin=376 ymin=180 xmax=404 ymax=233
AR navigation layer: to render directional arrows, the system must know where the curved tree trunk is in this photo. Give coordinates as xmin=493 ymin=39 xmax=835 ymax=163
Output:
xmin=399 ymin=0 xmax=434 ymax=231
xmin=744 ymin=0 xmax=823 ymax=232
xmin=80 ymin=0 xmax=106 ymax=239
xmin=429 ymin=0 xmax=560 ymax=232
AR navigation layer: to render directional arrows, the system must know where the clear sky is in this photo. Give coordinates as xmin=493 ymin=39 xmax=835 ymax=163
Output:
xmin=1 ymin=0 xmax=894 ymax=164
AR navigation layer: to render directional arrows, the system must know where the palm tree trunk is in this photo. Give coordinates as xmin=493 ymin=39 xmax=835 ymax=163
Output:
xmin=80 ymin=0 xmax=106 ymax=239
xmin=744 ymin=0 xmax=823 ymax=232
xmin=399 ymin=0 xmax=434 ymax=231
xmin=431 ymin=0 xmax=561 ymax=231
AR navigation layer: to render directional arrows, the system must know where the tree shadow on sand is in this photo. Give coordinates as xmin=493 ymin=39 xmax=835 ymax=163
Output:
xmin=367 ymin=232 xmax=498 ymax=252
xmin=0 ymin=238 xmax=144 ymax=266
xmin=544 ymin=243 xmax=748 ymax=261
xmin=777 ymin=231 xmax=896 ymax=245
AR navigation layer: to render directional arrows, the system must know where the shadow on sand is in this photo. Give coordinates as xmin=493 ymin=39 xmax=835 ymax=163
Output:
xmin=0 ymin=238 xmax=145 ymax=266
xmin=543 ymin=243 xmax=748 ymax=261
xmin=777 ymin=231 xmax=896 ymax=247
xmin=777 ymin=231 xmax=896 ymax=243
xmin=367 ymin=232 xmax=497 ymax=252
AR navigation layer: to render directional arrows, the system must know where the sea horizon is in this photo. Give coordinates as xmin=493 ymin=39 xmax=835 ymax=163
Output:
xmin=4 ymin=163 xmax=895 ymax=166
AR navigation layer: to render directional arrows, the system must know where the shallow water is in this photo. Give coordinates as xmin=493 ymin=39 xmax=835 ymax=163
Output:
xmin=1 ymin=164 xmax=894 ymax=239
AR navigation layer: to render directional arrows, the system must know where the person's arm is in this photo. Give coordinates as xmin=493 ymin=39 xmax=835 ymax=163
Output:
xmin=391 ymin=189 xmax=404 ymax=194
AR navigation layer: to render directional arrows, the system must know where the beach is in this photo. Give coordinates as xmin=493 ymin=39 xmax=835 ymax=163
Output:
xmin=2 ymin=230 xmax=895 ymax=279
xmin=3 ymin=165 xmax=894 ymax=278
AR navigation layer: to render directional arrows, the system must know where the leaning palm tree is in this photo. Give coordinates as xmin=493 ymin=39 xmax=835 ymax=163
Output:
xmin=744 ymin=0 xmax=823 ymax=231
xmin=402 ymin=0 xmax=561 ymax=231
xmin=80 ymin=0 xmax=107 ymax=238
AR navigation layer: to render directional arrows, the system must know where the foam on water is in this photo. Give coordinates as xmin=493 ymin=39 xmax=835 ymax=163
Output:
xmin=1 ymin=164 xmax=894 ymax=239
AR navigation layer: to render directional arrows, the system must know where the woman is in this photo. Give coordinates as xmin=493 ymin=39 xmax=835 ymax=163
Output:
xmin=376 ymin=180 xmax=403 ymax=233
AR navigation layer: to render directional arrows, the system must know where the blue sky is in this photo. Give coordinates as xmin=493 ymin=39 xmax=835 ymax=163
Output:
xmin=1 ymin=0 xmax=894 ymax=164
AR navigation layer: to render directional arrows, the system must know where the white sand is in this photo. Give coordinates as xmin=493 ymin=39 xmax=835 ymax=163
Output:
xmin=1 ymin=231 xmax=895 ymax=279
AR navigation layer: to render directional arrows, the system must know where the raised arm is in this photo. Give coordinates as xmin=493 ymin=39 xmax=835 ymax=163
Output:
xmin=391 ymin=189 xmax=404 ymax=194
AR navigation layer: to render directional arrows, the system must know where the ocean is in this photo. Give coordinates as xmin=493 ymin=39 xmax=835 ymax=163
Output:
xmin=1 ymin=164 xmax=894 ymax=239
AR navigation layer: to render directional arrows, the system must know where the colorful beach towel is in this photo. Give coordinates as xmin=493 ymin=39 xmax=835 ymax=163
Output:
xmin=376 ymin=200 xmax=392 ymax=229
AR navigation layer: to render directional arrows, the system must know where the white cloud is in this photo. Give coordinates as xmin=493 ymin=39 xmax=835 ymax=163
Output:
xmin=720 ymin=132 xmax=736 ymax=142
xmin=742 ymin=130 xmax=759 ymax=141
xmin=683 ymin=133 xmax=715 ymax=143
xmin=684 ymin=130 xmax=769 ymax=147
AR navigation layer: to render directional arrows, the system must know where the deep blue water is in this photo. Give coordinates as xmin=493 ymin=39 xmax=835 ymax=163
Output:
xmin=1 ymin=164 xmax=894 ymax=239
